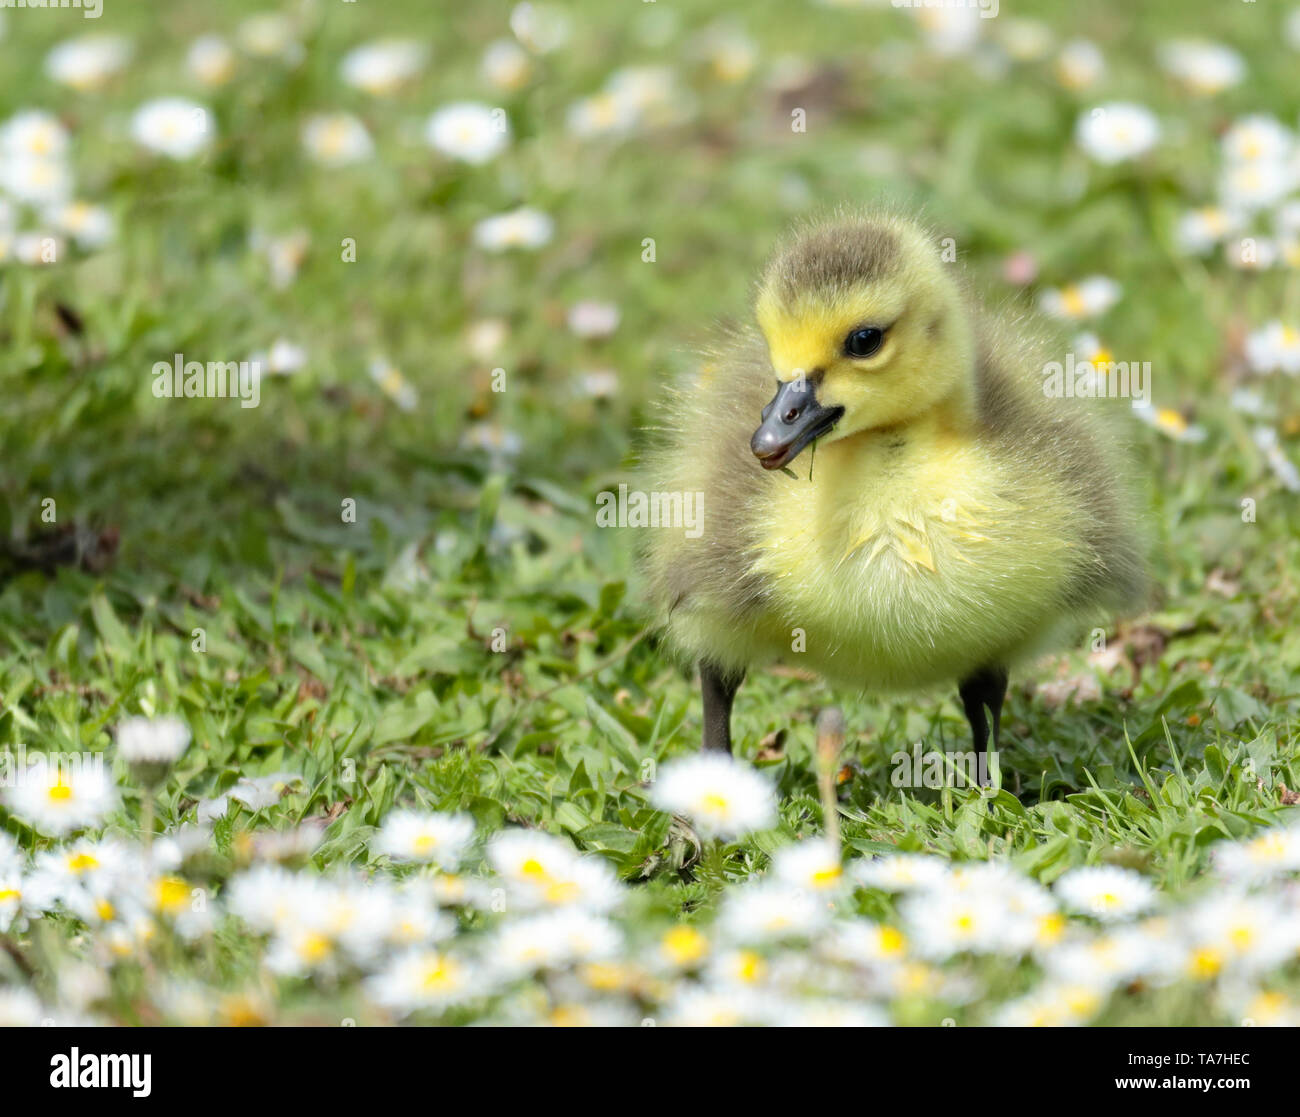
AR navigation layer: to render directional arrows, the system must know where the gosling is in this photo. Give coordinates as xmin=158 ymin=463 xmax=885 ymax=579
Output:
xmin=640 ymin=211 xmax=1145 ymax=760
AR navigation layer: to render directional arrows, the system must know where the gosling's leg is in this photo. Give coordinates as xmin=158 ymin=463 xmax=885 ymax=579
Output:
xmin=957 ymin=665 xmax=1009 ymax=770
xmin=700 ymin=661 xmax=744 ymax=753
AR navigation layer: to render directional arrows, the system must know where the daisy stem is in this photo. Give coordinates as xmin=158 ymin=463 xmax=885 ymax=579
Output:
xmin=815 ymin=707 xmax=845 ymax=852
xmin=141 ymin=789 xmax=155 ymax=854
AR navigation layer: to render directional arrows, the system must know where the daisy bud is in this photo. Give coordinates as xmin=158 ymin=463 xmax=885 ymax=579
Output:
xmin=116 ymin=715 xmax=190 ymax=787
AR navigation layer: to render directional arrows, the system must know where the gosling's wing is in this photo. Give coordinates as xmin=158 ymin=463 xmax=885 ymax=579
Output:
xmin=971 ymin=302 xmax=1148 ymax=616
xmin=636 ymin=327 xmax=780 ymax=622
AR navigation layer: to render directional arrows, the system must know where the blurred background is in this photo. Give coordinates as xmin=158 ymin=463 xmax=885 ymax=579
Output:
xmin=1 ymin=0 xmax=1298 ymax=792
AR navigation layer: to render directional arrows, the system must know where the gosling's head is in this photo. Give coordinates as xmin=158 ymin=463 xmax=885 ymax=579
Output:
xmin=750 ymin=215 xmax=974 ymax=470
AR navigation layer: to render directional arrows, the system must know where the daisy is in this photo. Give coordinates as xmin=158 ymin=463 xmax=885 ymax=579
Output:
xmin=717 ymin=881 xmax=830 ymax=943
xmin=997 ymin=19 xmax=1055 ymax=63
xmin=426 ymin=873 xmax=494 ymax=909
xmin=1157 ymin=40 xmax=1245 ymax=96
xmin=148 ymin=872 xmax=214 ymax=940
xmin=786 ymin=1000 xmax=890 ymax=1028
xmin=663 ymin=985 xmax=768 ymax=1027
xmin=1253 ymin=427 xmax=1300 ymax=492
xmin=650 ymin=753 xmax=777 ymax=840
xmin=465 ymin=318 xmax=508 ymax=359
xmin=1219 ymin=161 xmax=1294 ymax=212
xmin=1076 ymin=103 xmax=1160 ymax=164
xmin=1229 ymin=387 xmax=1268 ymax=417
xmin=509 ymin=2 xmax=572 ymax=55
xmin=236 ymin=13 xmax=303 ymax=65
xmin=993 ymin=981 xmax=1106 ymax=1027
xmin=488 ymin=830 xmax=622 ymax=912
xmin=187 ymin=35 xmax=235 ymax=87
xmin=1221 ymin=114 xmax=1292 ymax=165
xmin=374 ymin=810 xmax=475 ymax=869
xmin=1229 ymin=988 xmax=1300 ymax=1028
xmin=426 ymin=102 xmax=508 ymax=165
xmin=490 ymin=916 xmax=580 ymax=975
xmin=0 ymin=832 xmax=21 ymax=875
xmin=116 ymin=715 xmax=190 ymax=766
xmin=0 ymin=110 xmax=69 ymax=159
xmin=253 ymin=228 xmax=309 ymax=289
xmin=567 ymin=300 xmax=620 ymax=338
xmin=1174 ymin=207 xmax=1241 ymax=256
xmin=706 ymin=947 xmax=769 ymax=987
xmin=576 ymin=369 xmax=619 ymax=399
xmin=44 ymin=34 xmax=131 ymax=91
xmin=694 ymin=24 xmax=759 ymax=81
xmin=542 ymin=1001 xmax=641 ymax=1028
xmin=1131 ymin=401 xmax=1207 ymax=443
xmin=472 ymin=207 xmax=553 ymax=252
xmin=131 ymin=98 xmax=212 ymax=160
xmin=32 ymin=839 xmax=129 ymax=910
xmin=482 ymin=39 xmax=532 ymax=91
xmin=1185 ymin=894 xmax=1300 ymax=977
xmin=249 ymin=338 xmax=307 ymax=377
xmin=0 ymin=988 xmax=45 ymax=1028
xmin=1073 ymin=331 xmax=1114 ymax=367
xmin=657 ymin=924 xmax=711 ymax=969
xmin=822 ymin=921 xmax=909 ymax=966
xmin=460 ymin=423 xmax=523 ymax=457
xmin=368 ymin=358 xmax=418 ymax=411
xmin=492 ymin=910 xmax=622 ymax=976
xmin=1227 ymin=237 xmax=1278 ymax=271
xmin=1054 ymin=865 xmax=1155 ymax=921
xmin=0 ymin=156 xmax=72 ymax=206
xmin=1280 ymin=201 xmax=1300 ymax=239
xmin=340 ymin=40 xmax=426 ymax=95
xmin=383 ymin=887 xmax=454 ymax=948
xmin=566 ymin=92 xmax=639 ymax=140
xmin=366 ymin=948 xmax=486 ymax=1015
xmin=12 ymin=232 xmax=63 ymax=266
xmin=1245 ymin=321 xmax=1300 ymax=375
xmin=265 ymin=923 xmax=344 ymax=977
xmin=899 ymin=890 xmax=1014 ymax=959
xmin=0 ymin=871 xmax=28 ymax=933
xmin=228 ymin=771 xmax=301 ymax=811
xmin=1055 ymin=39 xmax=1105 ymax=90
xmin=771 ymin=840 xmax=846 ymax=894
xmin=607 ymin=66 xmax=690 ymax=128
xmin=1038 ymin=276 xmax=1121 ymax=321
xmin=225 ymin=865 xmax=306 ymax=933
xmin=301 ymin=113 xmax=373 ymax=166
xmin=4 ymin=761 xmax=115 ymax=837
xmin=912 ymin=6 xmax=982 ymax=59
xmin=1001 ymin=250 xmax=1038 ymax=285
xmin=44 ymin=202 xmax=114 ymax=251
xmin=853 ymin=853 xmax=951 ymax=893
xmin=1043 ymin=928 xmax=1166 ymax=990
xmin=55 ymin=962 xmax=109 ymax=1013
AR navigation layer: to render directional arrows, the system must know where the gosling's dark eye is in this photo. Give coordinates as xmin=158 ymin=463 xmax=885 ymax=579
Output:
xmin=844 ymin=327 xmax=884 ymax=358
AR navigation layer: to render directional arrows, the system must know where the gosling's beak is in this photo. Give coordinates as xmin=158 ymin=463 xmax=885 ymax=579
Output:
xmin=750 ymin=379 xmax=845 ymax=471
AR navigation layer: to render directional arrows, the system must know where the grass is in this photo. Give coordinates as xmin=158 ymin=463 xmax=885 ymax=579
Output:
xmin=1 ymin=0 xmax=1299 ymax=1026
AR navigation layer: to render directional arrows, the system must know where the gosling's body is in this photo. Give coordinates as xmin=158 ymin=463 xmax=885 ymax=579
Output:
xmin=641 ymin=212 xmax=1145 ymax=754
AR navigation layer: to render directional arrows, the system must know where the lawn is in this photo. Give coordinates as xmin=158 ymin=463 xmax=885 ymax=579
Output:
xmin=1 ymin=0 xmax=1299 ymax=1027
